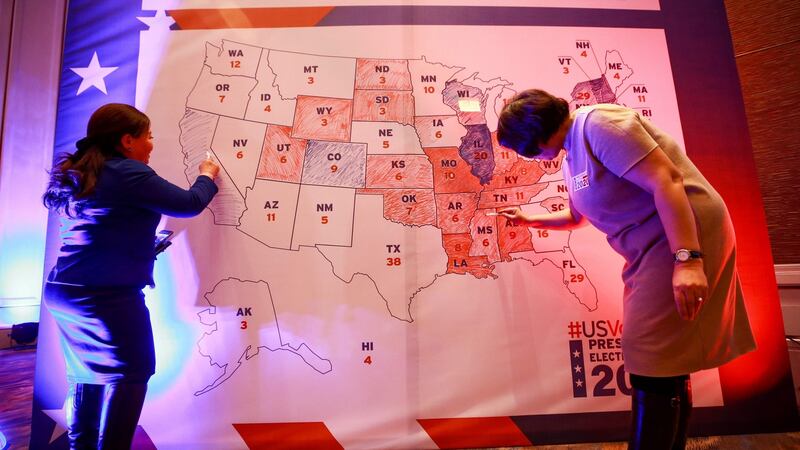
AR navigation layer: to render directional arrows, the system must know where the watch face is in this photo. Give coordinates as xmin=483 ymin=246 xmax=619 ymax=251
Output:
xmin=675 ymin=249 xmax=691 ymax=262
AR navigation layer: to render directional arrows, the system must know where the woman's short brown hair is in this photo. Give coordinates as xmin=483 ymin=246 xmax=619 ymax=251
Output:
xmin=497 ymin=89 xmax=569 ymax=158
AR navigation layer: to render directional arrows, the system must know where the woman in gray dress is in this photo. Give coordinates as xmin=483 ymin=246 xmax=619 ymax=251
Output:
xmin=496 ymin=89 xmax=755 ymax=449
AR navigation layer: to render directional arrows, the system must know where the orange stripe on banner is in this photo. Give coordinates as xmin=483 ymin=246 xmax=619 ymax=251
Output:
xmin=233 ymin=422 xmax=344 ymax=450
xmin=168 ymin=7 xmax=335 ymax=29
xmin=417 ymin=416 xmax=532 ymax=449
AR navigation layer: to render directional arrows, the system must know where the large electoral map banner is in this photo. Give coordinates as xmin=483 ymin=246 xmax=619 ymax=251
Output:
xmin=31 ymin=1 xmax=798 ymax=449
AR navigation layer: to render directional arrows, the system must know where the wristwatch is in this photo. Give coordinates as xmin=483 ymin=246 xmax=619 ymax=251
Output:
xmin=674 ymin=248 xmax=703 ymax=263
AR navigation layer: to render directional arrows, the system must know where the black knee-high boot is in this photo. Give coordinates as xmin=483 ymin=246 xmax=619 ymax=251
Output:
xmin=671 ymin=378 xmax=692 ymax=450
xmin=66 ymin=383 xmax=104 ymax=450
xmin=628 ymin=374 xmax=689 ymax=450
xmin=97 ymin=383 xmax=148 ymax=450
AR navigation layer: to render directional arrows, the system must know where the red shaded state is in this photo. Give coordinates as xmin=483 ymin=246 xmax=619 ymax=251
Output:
xmin=353 ymin=90 xmax=414 ymax=125
xmin=424 ymin=147 xmax=484 ymax=194
xmin=257 ymin=124 xmax=307 ymax=182
xmin=478 ymin=184 xmax=548 ymax=209
xmin=357 ymin=188 xmax=436 ymax=226
xmin=442 ymin=233 xmax=494 ymax=278
xmin=386 ymin=188 xmax=436 ymax=226
xmin=355 ymin=58 xmax=412 ymax=90
xmin=491 ymin=131 xmax=518 ymax=174
xmin=292 ymin=95 xmax=353 ymax=142
xmin=233 ymin=422 xmax=343 ymax=450
xmin=485 ymin=158 xmax=546 ymax=190
xmin=436 ymin=192 xmax=479 ymax=234
xmin=469 ymin=210 xmax=500 ymax=262
xmin=498 ymin=216 xmax=534 ymax=261
xmin=365 ymin=155 xmax=433 ymax=189
xmin=541 ymin=196 xmax=569 ymax=214
xmin=357 ymin=188 xmax=382 ymax=194
xmin=418 ymin=417 xmax=532 ymax=449
xmin=539 ymin=151 xmax=565 ymax=174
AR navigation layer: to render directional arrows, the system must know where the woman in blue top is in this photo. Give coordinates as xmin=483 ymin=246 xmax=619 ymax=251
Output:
xmin=42 ymin=103 xmax=220 ymax=449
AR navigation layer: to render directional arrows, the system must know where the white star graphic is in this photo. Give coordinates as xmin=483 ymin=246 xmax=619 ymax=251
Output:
xmin=575 ymin=379 xmax=584 ymax=388
xmin=574 ymin=364 xmax=583 ymax=373
xmin=573 ymin=350 xmax=581 ymax=358
xmin=70 ymin=52 xmax=118 ymax=95
xmin=137 ymin=9 xmax=175 ymax=30
xmin=42 ymin=401 xmax=68 ymax=443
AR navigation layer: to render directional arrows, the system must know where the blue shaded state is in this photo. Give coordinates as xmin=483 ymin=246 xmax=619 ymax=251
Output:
xmin=459 ymin=124 xmax=495 ymax=185
xmin=441 ymin=79 xmax=486 ymax=125
xmin=301 ymin=141 xmax=367 ymax=188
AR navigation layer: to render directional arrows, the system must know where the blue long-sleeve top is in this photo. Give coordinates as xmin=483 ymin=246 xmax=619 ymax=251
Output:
xmin=50 ymin=157 xmax=218 ymax=288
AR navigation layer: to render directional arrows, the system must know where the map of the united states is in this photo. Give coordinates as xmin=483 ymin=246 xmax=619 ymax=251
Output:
xmin=184 ymin=39 xmax=629 ymax=393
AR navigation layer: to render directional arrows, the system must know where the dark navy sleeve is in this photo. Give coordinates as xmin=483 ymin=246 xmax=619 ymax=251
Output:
xmin=110 ymin=159 xmax=219 ymax=217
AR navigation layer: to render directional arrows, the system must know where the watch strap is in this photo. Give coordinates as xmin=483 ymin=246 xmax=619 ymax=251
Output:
xmin=674 ymin=249 xmax=703 ymax=263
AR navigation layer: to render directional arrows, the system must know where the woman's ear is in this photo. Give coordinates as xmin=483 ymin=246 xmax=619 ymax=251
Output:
xmin=119 ymin=133 xmax=134 ymax=151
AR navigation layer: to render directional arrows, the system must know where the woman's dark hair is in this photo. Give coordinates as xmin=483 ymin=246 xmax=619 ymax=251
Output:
xmin=497 ymin=89 xmax=569 ymax=158
xmin=42 ymin=103 xmax=150 ymax=217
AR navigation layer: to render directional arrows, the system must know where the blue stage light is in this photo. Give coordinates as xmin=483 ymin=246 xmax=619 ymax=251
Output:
xmin=0 ymin=230 xmax=46 ymax=302
xmin=146 ymin=242 xmax=198 ymax=396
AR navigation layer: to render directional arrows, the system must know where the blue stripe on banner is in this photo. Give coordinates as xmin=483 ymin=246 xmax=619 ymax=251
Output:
xmin=569 ymin=340 xmax=587 ymax=398
xmin=318 ymin=6 xmax=663 ymax=28
xmin=53 ymin=1 xmax=147 ymax=156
